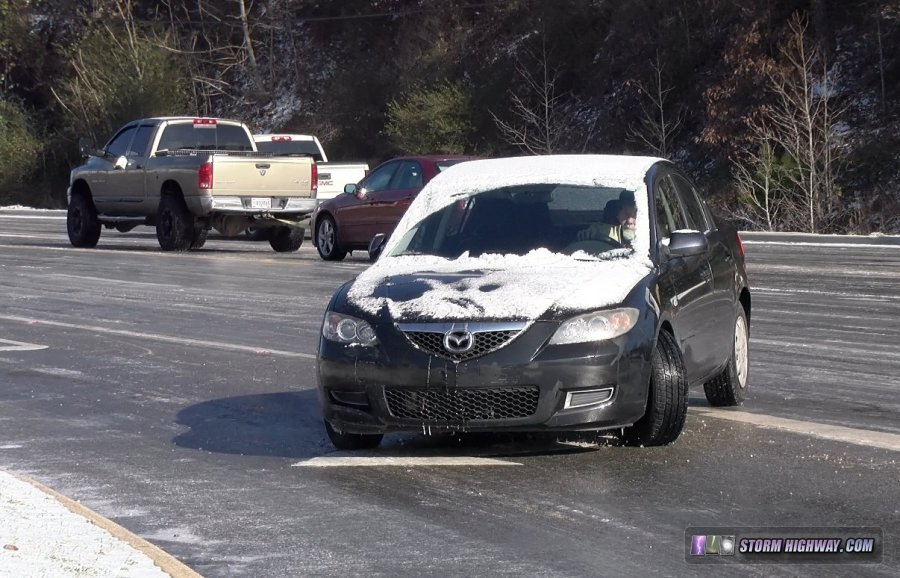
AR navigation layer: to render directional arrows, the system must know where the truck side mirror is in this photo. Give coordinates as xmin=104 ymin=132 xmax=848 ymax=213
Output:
xmin=78 ymin=137 xmax=97 ymax=158
xmin=368 ymin=233 xmax=387 ymax=261
xmin=344 ymin=183 xmax=358 ymax=195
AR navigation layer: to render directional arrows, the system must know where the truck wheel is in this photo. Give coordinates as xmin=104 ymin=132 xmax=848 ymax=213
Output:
xmin=190 ymin=228 xmax=208 ymax=250
xmin=268 ymin=227 xmax=303 ymax=252
xmin=156 ymin=195 xmax=197 ymax=252
xmin=67 ymin=194 xmax=101 ymax=248
xmin=620 ymin=330 xmax=688 ymax=446
xmin=316 ymin=215 xmax=347 ymax=261
xmin=703 ymin=308 xmax=749 ymax=406
xmin=324 ymin=420 xmax=383 ymax=450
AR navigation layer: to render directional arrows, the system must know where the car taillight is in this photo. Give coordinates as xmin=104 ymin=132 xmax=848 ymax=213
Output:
xmin=198 ymin=161 xmax=213 ymax=189
xmin=737 ymin=232 xmax=745 ymax=257
xmin=311 ymin=163 xmax=318 ymax=194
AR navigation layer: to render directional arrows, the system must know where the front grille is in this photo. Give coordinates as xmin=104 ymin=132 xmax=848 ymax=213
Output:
xmin=403 ymin=330 xmax=519 ymax=361
xmin=384 ymin=386 xmax=539 ymax=421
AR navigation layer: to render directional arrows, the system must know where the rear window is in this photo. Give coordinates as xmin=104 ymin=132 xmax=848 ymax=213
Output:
xmin=157 ymin=123 xmax=253 ymax=152
xmin=256 ymin=140 xmax=323 ymax=162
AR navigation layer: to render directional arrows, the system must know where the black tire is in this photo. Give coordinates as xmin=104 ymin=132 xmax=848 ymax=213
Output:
xmin=268 ymin=226 xmax=304 ymax=252
xmin=703 ymin=308 xmax=750 ymax=406
xmin=620 ymin=331 xmax=688 ymax=446
xmin=315 ymin=214 xmax=347 ymax=261
xmin=67 ymin=193 xmax=101 ymax=248
xmin=190 ymin=227 xmax=208 ymax=250
xmin=156 ymin=195 xmax=198 ymax=251
xmin=324 ymin=420 xmax=383 ymax=450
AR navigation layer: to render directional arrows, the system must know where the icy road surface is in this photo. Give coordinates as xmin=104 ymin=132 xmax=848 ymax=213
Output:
xmin=0 ymin=210 xmax=897 ymax=577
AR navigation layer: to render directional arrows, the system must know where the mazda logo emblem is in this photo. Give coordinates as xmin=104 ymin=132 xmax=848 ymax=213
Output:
xmin=443 ymin=330 xmax=474 ymax=354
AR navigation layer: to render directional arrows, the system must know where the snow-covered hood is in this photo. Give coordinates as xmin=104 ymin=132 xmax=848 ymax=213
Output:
xmin=347 ymin=249 xmax=653 ymax=322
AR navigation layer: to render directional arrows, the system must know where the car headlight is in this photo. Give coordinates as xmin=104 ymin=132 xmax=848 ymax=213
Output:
xmin=322 ymin=311 xmax=378 ymax=346
xmin=549 ymin=308 xmax=639 ymax=345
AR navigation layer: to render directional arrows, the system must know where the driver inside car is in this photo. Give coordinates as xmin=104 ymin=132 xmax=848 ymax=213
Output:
xmin=577 ymin=190 xmax=637 ymax=247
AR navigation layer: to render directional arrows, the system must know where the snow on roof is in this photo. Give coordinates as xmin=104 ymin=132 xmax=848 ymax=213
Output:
xmin=348 ymin=154 xmax=661 ymax=321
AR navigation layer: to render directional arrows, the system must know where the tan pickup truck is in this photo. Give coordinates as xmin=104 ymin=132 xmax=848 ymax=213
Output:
xmin=66 ymin=117 xmax=317 ymax=252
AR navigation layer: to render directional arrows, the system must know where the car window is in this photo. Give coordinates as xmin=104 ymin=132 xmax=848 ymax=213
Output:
xmin=127 ymin=125 xmax=155 ymax=158
xmin=360 ymin=161 xmax=400 ymax=193
xmin=390 ymin=161 xmax=424 ymax=190
xmin=256 ymin=139 xmax=324 ymax=162
xmin=157 ymin=123 xmax=254 ymax=152
xmin=669 ymin=174 xmax=710 ymax=232
xmin=105 ymin=126 xmax=137 ymax=158
xmin=655 ymin=175 xmax=690 ymax=241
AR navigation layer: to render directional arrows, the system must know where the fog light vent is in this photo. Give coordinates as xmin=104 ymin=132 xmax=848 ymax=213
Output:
xmin=565 ymin=388 xmax=614 ymax=409
xmin=330 ymin=391 xmax=370 ymax=407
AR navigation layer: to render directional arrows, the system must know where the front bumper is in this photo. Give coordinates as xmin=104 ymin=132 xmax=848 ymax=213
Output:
xmin=317 ymin=320 xmax=654 ymax=435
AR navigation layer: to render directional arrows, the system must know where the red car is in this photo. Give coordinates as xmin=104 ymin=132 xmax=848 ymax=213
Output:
xmin=311 ymin=155 xmax=475 ymax=261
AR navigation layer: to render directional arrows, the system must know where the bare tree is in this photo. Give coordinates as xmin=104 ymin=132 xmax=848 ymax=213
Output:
xmin=732 ymin=124 xmax=789 ymax=231
xmin=491 ymin=35 xmax=568 ymax=155
xmin=628 ymin=54 xmax=684 ymax=158
xmin=764 ymin=13 xmax=845 ymax=233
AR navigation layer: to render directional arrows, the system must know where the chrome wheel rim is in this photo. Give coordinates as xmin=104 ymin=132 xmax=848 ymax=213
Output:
xmin=318 ymin=219 xmax=335 ymax=254
xmin=735 ymin=315 xmax=749 ymax=388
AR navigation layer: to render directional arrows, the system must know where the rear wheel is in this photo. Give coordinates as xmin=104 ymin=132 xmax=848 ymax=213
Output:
xmin=315 ymin=215 xmax=347 ymax=261
xmin=620 ymin=330 xmax=688 ymax=446
xmin=324 ymin=420 xmax=383 ymax=450
xmin=703 ymin=308 xmax=749 ymax=406
xmin=156 ymin=195 xmax=198 ymax=251
xmin=268 ymin=226 xmax=304 ymax=252
xmin=67 ymin=193 xmax=101 ymax=248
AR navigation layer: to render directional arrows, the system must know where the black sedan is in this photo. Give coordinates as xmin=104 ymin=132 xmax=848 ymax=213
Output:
xmin=316 ymin=155 xmax=750 ymax=450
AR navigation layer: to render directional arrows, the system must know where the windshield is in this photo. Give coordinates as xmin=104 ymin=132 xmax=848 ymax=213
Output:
xmin=388 ymin=184 xmax=639 ymax=260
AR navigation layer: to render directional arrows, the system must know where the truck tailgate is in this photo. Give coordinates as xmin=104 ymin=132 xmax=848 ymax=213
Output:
xmin=211 ymin=155 xmax=314 ymax=197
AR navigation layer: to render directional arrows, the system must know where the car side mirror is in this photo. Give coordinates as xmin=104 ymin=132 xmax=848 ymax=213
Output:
xmin=368 ymin=233 xmax=387 ymax=261
xmin=114 ymin=155 xmax=128 ymax=170
xmin=665 ymin=230 xmax=708 ymax=258
xmin=344 ymin=183 xmax=358 ymax=195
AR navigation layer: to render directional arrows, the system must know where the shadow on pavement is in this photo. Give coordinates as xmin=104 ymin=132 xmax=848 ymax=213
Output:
xmin=172 ymin=390 xmax=613 ymax=460
xmin=173 ymin=390 xmax=328 ymax=459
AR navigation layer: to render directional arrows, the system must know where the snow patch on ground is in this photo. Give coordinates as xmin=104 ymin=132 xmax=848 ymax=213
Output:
xmin=0 ymin=470 xmax=169 ymax=577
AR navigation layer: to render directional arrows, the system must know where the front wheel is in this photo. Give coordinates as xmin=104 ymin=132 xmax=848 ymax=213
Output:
xmin=315 ymin=215 xmax=347 ymax=261
xmin=620 ymin=330 xmax=688 ymax=446
xmin=703 ymin=308 xmax=749 ymax=406
xmin=67 ymin=194 xmax=101 ymax=248
xmin=268 ymin=226 xmax=304 ymax=252
xmin=324 ymin=420 xmax=383 ymax=450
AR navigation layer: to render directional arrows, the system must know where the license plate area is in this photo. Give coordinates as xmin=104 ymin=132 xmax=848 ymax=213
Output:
xmin=249 ymin=197 xmax=271 ymax=209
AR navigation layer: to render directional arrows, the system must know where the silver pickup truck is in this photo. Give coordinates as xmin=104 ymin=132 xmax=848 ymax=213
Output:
xmin=66 ymin=117 xmax=317 ymax=252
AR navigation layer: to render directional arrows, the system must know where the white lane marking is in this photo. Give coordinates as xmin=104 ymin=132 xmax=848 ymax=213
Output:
xmin=742 ymin=240 xmax=899 ymax=249
xmin=45 ymin=273 xmax=183 ymax=290
xmin=0 ymin=215 xmax=67 ymax=220
xmin=293 ymin=456 xmax=521 ymax=467
xmin=0 ymin=338 xmax=48 ymax=352
xmin=753 ymin=286 xmax=900 ymax=301
xmin=0 ymin=314 xmax=315 ymax=359
xmin=0 ymin=444 xmax=23 ymax=449
xmin=693 ymin=407 xmax=900 ymax=452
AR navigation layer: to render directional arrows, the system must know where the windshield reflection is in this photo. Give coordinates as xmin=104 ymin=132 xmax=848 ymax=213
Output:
xmin=389 ymin=184 xmax=639 ymax=260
